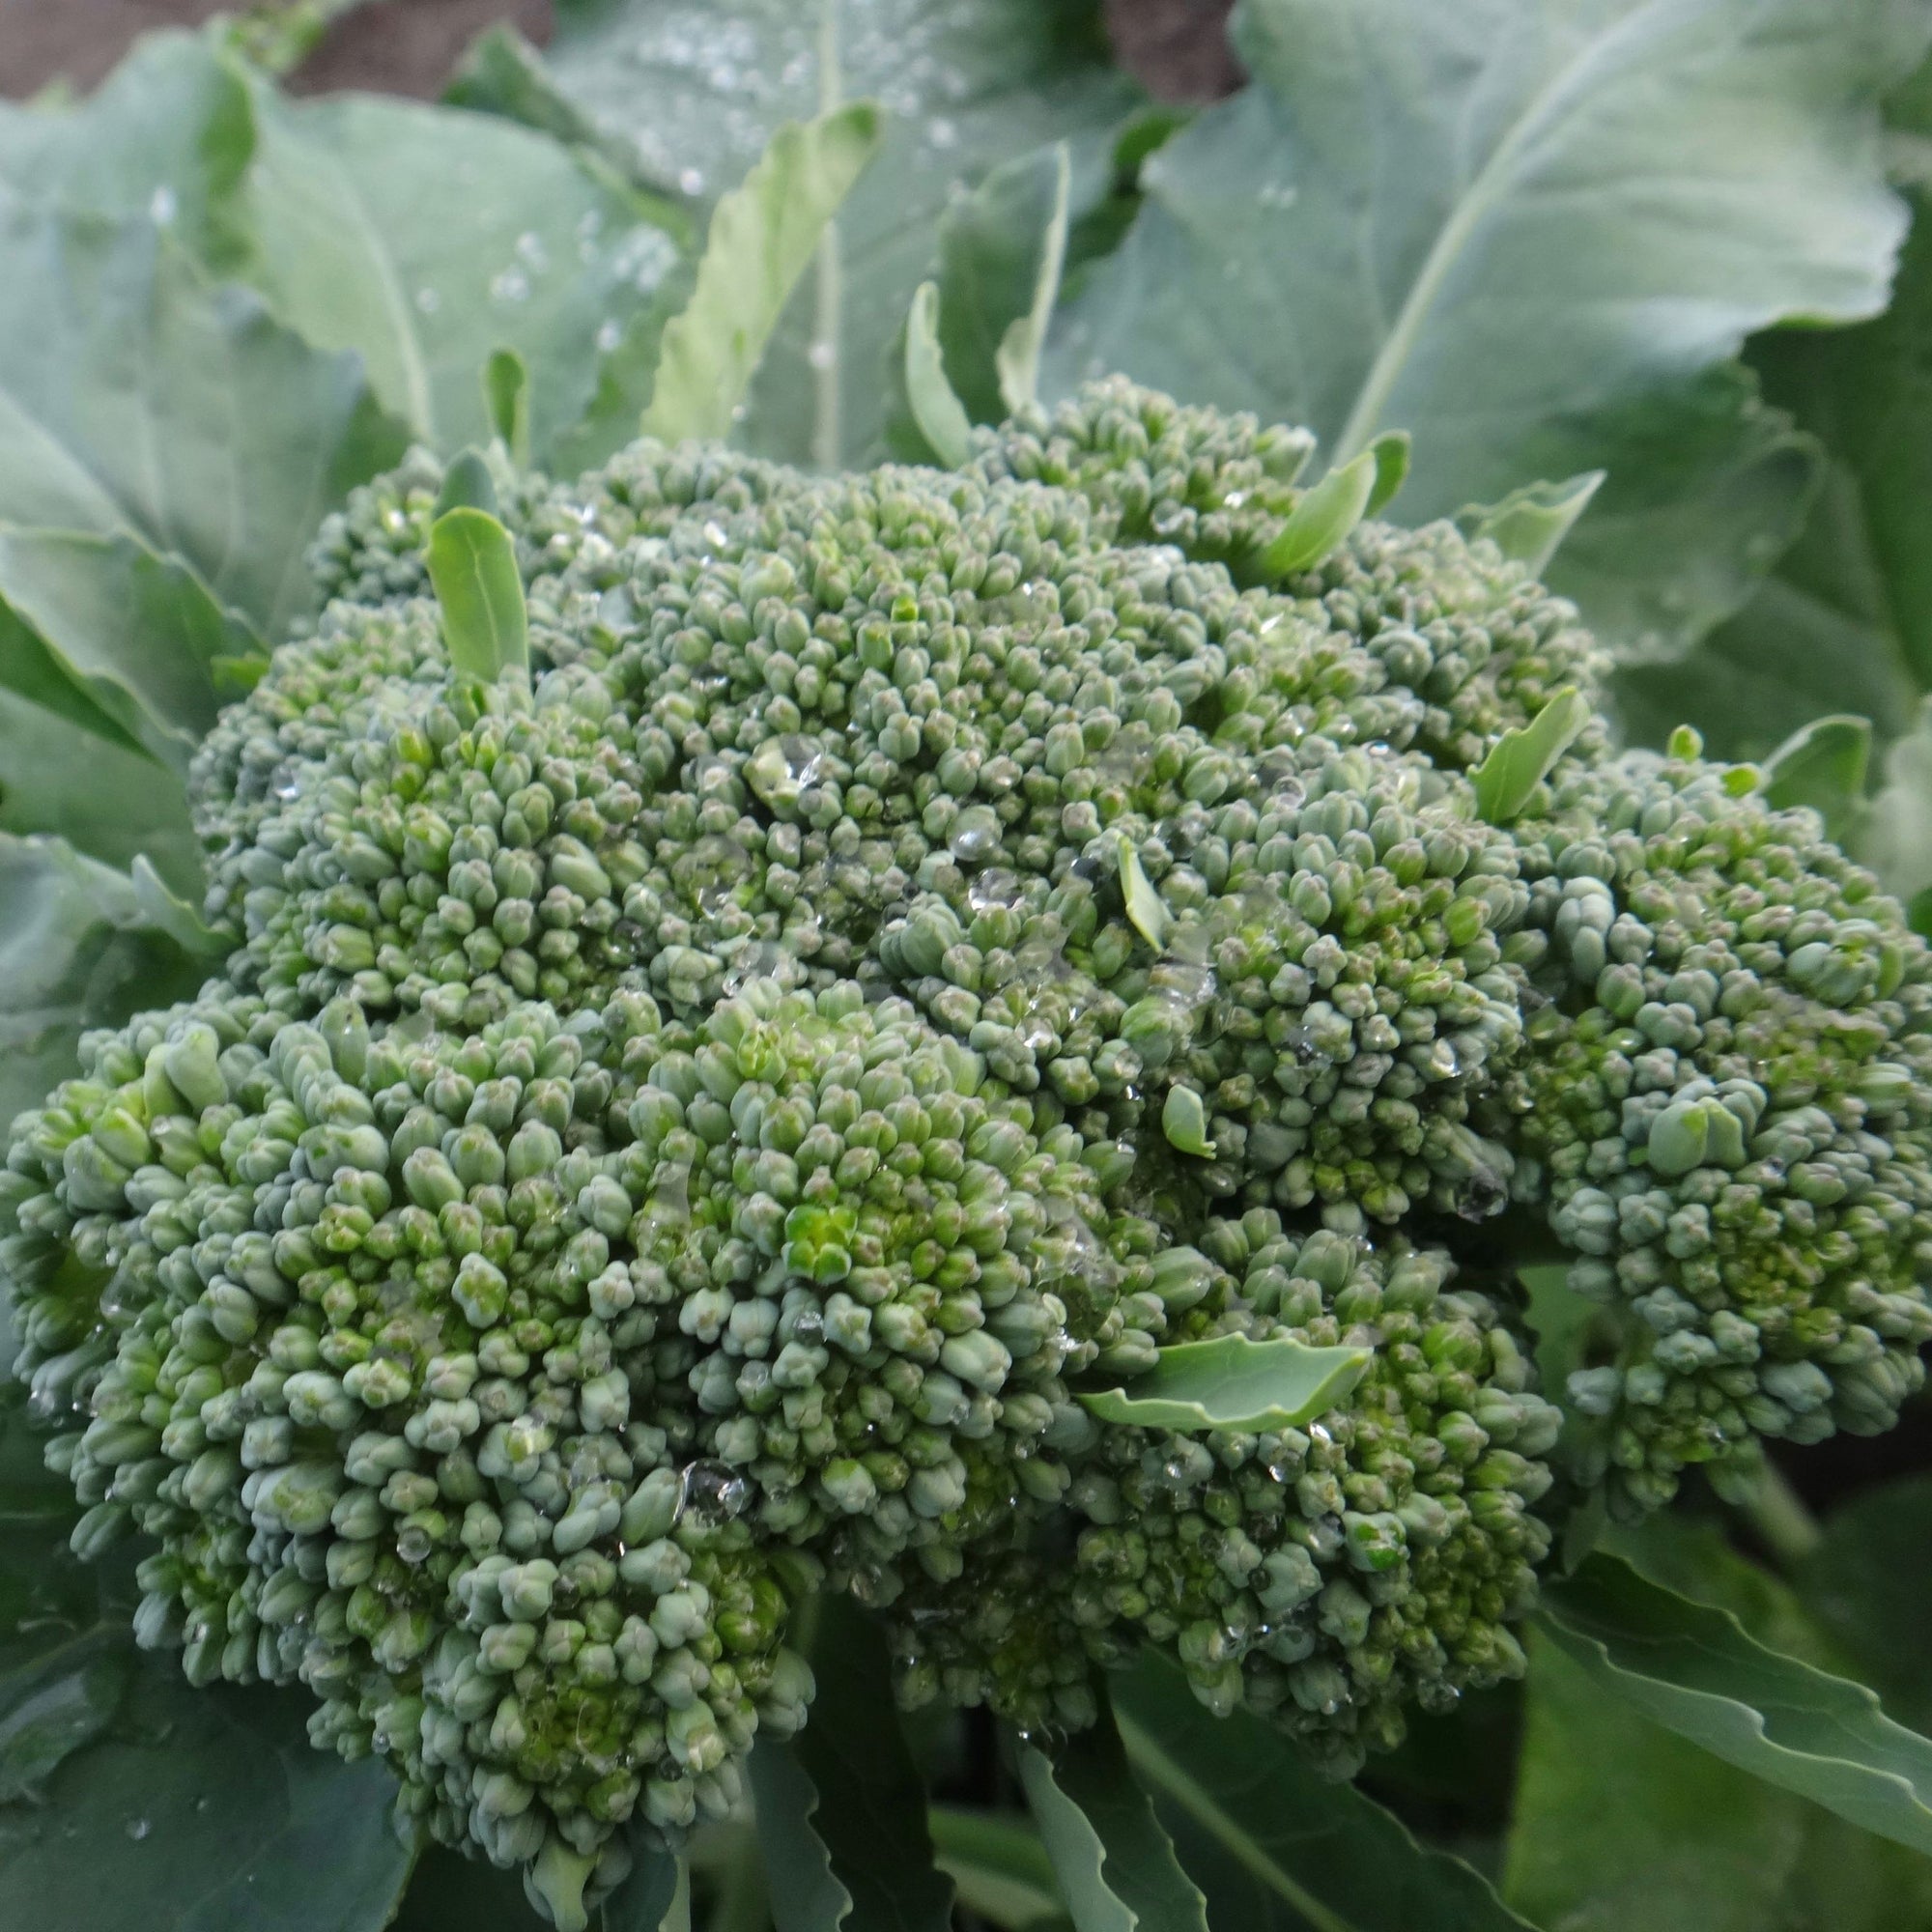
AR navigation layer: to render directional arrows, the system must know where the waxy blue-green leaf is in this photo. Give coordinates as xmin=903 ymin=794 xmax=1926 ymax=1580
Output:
xmin=238 ymin=74 xmax=683 ymax=462
xmin=1256 ymin=447 xmax=1378 ymax=579
xmin=752 ymin=1598 xmax=953 ymax=1932
xmin=427 ymin=509 xmax=528 ymax=688
xmin=1541 ymin=1553 xmax=1932 ymax=1859
xmin=129 ymin=856 xmax=224 ymax=957
xmin=0 ymin=30 xmax=254 ymax=270
xmin=0 ymin=206 xmax=407 ymax=637
xmin=1117 ymin=1655 xmax=1536 ymax=1931
xmin=467 ymin=0 xmax=1138 ymax=467
xmin=1049 ymin=0 xmax=1926 ymax=657
xmin=0 ymin=835 xmax=204 ymax=1136
xmin=1757 ymin=714 xmax=1873 ymax=843
xmin=1458 ymin=473 xmax=1605 ymax=578
xmin=1472 ymin=689 xmax=1593 ymax=825
xmin=641 ymin=104 xmax=882 ymax=445
xmin=904 ymin=282 xmax=975 ymax=469
xmin=1079 ymin=1332 xmax=1371 ymax=1435
xmin=1019 ymin=1699 xmax=1208 ymax=1932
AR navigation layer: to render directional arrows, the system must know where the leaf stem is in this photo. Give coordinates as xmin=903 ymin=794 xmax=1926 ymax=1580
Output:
xmin=812 ymin=0 xmax=843 ymax=470
xmin=1738 ymin=1460 xmax=1822 ymax=1568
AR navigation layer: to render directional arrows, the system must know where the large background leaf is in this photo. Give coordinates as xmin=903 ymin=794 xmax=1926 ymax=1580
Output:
xmin=459 ymin=0 xmax=1138 ymax=466
xmin=1047 ymin=0 xmax=1928 ymax=657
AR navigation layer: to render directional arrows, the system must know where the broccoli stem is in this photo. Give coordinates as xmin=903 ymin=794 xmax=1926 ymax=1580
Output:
xmin=1737 ymin=1461 xmax=1822 ymax=1568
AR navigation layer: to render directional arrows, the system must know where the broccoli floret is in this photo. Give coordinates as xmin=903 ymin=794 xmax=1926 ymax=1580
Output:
xmin=8 ymin=380 xmax=1932 ymax=1920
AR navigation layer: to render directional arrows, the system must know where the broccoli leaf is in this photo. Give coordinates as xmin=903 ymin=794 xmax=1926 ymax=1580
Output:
xmin=383 ymin=1844 xmax=554 ymax=1932
xmin=1457 ymin=473 xmax=1605 ymax=578
xmin=992 ymin=143 xmax=1073 ymax=417
xmin=0 ymin=207 xmax=407 ymax=638
xmin=750 ymin=1599 xmax=954 ymax=1932
xmin=482 ymin=348 xmax=533 ymax=469
xmin=904 ymin=282 xmax=976 ymax=469
xmin=1255 ymin=447 xmax=1379 ymax=578
xmin=236 ymin=72 xmax=684 ymax=463
xmin=1539 ymin=1552 xmax=1932 ymax=1860
xmin=928 ymin=1808 xmax=1067 ymax=1930
xmin=1115 ymin=1654 xmax=1536 ymax=1931
xmin=1018 ymin=1696 xmax=1208 ymax=1932
xmin=1049 ymin=0 xmax=1927 ymax=658
xmin=1078 ymin=1333 xmax=1372 ymax=1435
xmin=1471 ymin=689 xmax=1593 ymax=825
xmin=641 ymin=104 xmax=883 ymax=446
xmin=1756 ymin=714 xmax=1874 ymax=844
xmin=466 ymin=0 xmax=1138 ymax=467
xmin=427 ymin=508 xmax=529 ymax=688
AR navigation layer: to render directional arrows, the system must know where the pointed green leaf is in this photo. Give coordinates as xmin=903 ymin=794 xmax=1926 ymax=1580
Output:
xmin=1115 ymin=836 xmax=1168 ymax=950
xmin=129 ymin=856 xmax=224 ymax=957
xmin=641 ymin=105 xmax=882 ymax=446
xmin=1078 ymin=1332 xmax=1371 ymax=1435
xmin=1255 ymin=447 xmax=1378 ymax=579
xmin=0 ymin=835 xmax=204 ymax=1136
xmin=1757 ymin=714 xmax=1873 ymax=843
xmin=237 ymin=71 xmax=682 ymax=461
xmin=904 ymin=282 xmax=975 ymax=469
xmin=1116 ymin=1654 xmax=1536 ymax=1931
xmin=1363 ymin=431 xmax=1410 ymax=515
xmin=928 ymin=1809 xmax=1065 ymax=1931
xmin=1540 ymin=1553 xmax=1932 ymax=1860
xmin=1019 ymin=1697 xmax=1208 ymax=1932
xmin=434 ymin=448 xmax=500 ymax=522
xmin=1160 ymin=1086 xmax=1215 ymax=1159
xmin=483 ymin=348 xmax=532 ymax=469
xmin=752 ymin=1598 xmax=954 ymax=1932
xmin=469 ymin=0 xmax=1135 ymax=468
xmin=0 ymin=207 xmax=407 ymax=636
xmin=1471 ymin=688 xmax=1593 ymax=825
xmin=426 ymin=509 xmax=527 ymax=688
xmin=1458 ymin=473 xmax=1605 ymax=578
xmin=995 ymin=143 xmax=1073 ymax=416
xmin=1048 ymin=0 xmax=1925 ymax=656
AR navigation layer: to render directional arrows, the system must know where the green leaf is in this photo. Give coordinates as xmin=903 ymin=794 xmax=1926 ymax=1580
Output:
xmin=483 ymin=348 xmax=533 ymax=468
xmin=752 ymin=1598 xmax=954 ymax=1932
xmin=0 ymin=528 xmax=264 ymax=769
xmin=0 ymin=30 xmax=255 ymax=270
xmin=1049 ymin=0 xmax=1926 ymax=656
xmin=434 ymin=448 xmax=501 ymax=522
xmin=0 ymin=835 xmax=204 ymax=1137
xmin=426 ymin=509 xmax=528 ymax=688
xmin=1018 ymin=1697 xmax=1208 ymax=1932
xmin=993 ymin=143 xmax=1073 ymax=416
xmin=1363 ymin=432 xmax=1410 ymax=517
xmin=1470 ymin=688 xmax=1593 ymax=824
xmin=386 ymin=1844 xmax=553 ymax=1932
xmin=1114 ymin=835 xmax=1168 ymax=950
xmin=129 ymin=857 xmax=225 ymax=957
xmin=602 ymin=1842 xmax=684 ymax=1932
xmin=1077 ymin=1332 xmax=1371 ymax=1435
xmin=0 ymin=1666 xmax=414 ymax=1931
xmin=1254 ymin=447 xmax=1378 ymax=579
xmin=0 ymin=206 xmax=408 ymax=636
xmin=640 ymin=104 xmax=883 ymax=445
xmin=1757 ymin=714 xmax=1874 ymax=843
xmin=904 ymin=282 xmax=975 ymax=469
xmin=478 ymin=0 xmax=1138 ymax=467
xmin=928 ymin=1809 xmax=1066 ymax=1930
xmin=1116 ymin=1654 xmax=1536 ymax=1931
xmin=1159 ymin=1086 xmax=1215 ymax=1159
xmin=1797 ymin=1475 xmax=1932 ymax=1738
xmin=1506 ymin=1629 xmax=1813 ymax=1932
xmin=1856 ymin=695 xmax=1932 ymax=907
xmin=237 ymin=71 xmax=683 ymax=461
xmin=1457 ymin=472 xmax=1605 ymax=578
xmin=1540 ymin=1552 xmax=1932 ymax=1861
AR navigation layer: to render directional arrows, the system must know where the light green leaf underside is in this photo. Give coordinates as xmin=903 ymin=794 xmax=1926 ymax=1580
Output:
xmin=1471 ymin=688 xmax=1592 ymax=825
xmin=904 ymin=282 xmax=975 ymax=469
xmin=1117 ymin=1656 xmax=1536 ymax=1931
xmin=1540 ymin=1553 xmax=1932 ymax=1860
xmin=641 ymin=104 xmax=883 ymax=445
xmin=1457 ymin=472 xmax=1603 ymax=577
xmin=1048 ymin=0 xmax=1923 ymax=656
xmin=1079 ymin=1332 xmax=1371 ymax=1435
xmin=1019 ymin=1703 xmax=1208 ymax=1932
xmin=426 ymin=509 xmax=529 ymax=687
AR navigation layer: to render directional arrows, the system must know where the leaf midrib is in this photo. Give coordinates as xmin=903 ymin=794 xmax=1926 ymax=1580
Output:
xmin=1332 ymin=0 xmax=1687 ymax=461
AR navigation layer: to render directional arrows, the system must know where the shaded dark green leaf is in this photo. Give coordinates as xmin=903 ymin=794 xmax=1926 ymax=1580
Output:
xmin=928 ymin=1808 xmax=1065 ymax=1931
xmin=1758 ymin=714 xmax=1874 ymax=843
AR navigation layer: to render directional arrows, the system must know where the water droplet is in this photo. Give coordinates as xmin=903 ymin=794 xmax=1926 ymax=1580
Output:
xmin=679 ymin=167 xmax=706 ymax=196
xmin=807 ymin=339 xmax=836 ymax=372
xmin=125 ymin=1816 xmax=152 ymax=1842
xmin=414 ymin=286 xmax=441 ymax=315
xmin=514 ymin=231 xmax=549 ymax=273
xmin=149 ymin=185 xmax=177 ymax=227
xmin=596 ymin=319 xmax=623 ymax=355
xmin=926 ymin=116 xmax=957 ymax=151
xmin=490 ymin=268 xmax=530 ymax=305
xmin=677 ymin=1458 xmax=751 ymax=1525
